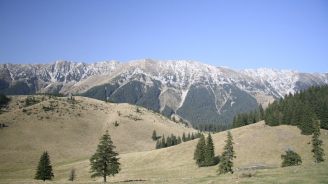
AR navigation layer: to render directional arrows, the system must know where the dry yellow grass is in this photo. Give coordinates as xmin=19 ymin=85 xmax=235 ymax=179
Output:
xmin=0 ymin=95 xmax=194 ymax=180
xmin=1 ymin=96 xmax=328 ymax=183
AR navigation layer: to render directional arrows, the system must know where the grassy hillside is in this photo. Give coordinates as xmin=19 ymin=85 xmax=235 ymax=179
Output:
xmin=1 ymin=118 xmax=327 ymax=183
xmin=0 ymin=95 xmax=194 ymax=180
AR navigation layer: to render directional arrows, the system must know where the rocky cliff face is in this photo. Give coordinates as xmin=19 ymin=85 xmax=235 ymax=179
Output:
xmin=1 ymin=59 xmax=327 ymax=126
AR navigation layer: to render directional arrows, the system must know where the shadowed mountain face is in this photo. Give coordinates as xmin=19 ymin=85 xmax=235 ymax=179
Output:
xmin=1 ymin=59 xmax=327 ymax=126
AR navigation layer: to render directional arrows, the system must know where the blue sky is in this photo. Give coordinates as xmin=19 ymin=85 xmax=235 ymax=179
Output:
xmin=0 ymin=0 xmax=327 ymax=72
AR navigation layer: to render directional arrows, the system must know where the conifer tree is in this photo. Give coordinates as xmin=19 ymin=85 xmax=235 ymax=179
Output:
xmin=68 ymin=168 xmax=76 ymax=181
xmin=152 ymin=130 xmax=157 ymax=141
xmin=187 ymin=133 xmax=191 ymax=141
xmin=194 ymin=134 xmax=206 ymax=167
xmin=90 ymin=130 xmax=120 ymax=182
xmin=312 ymin=120 xmax=325 ymax=163
xmin=182 ymin=132 xmax=186 ymax=142
xmin=204 ymin=133 xmax=215 ymax=166
xmin=259 ymin=104 xmax=264 ymax=120
xmin=177 ymin=136 xmax=182 ymax=144
xmin=35 ymin=151 xmax=54 ymax=181
xmin=160 ymin=135 xmax=166 ymax=148
xmin=218 ymin=131 xmax=235 ymax=174
xmin=191 ymin=133 xmax=195 ymax=140
xmin=166 ymin=136 xmax=172 ymax=147
xmin=155 ymin=139 xmax=161 ymax=149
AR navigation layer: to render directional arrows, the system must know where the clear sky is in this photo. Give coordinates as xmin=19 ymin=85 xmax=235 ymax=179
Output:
xmin=0 ymin=0 xmax=327 ymax=72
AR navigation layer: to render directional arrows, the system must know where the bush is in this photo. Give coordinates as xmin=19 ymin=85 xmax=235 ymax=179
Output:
xmin=0 ymin=94 xmax=10 ymax=107
xmin=24 ymin=96 xmax=40 ymax=107
xmin=281 ymin=150 xmax=302 ymax=167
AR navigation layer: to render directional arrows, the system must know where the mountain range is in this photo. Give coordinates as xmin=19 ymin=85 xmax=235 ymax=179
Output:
xmin=1 ymin=59 xmax=327 ymax=126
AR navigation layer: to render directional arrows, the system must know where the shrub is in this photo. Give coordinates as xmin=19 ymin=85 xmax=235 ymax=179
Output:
xmin=281 ymin=150 xmax=302 ymax=167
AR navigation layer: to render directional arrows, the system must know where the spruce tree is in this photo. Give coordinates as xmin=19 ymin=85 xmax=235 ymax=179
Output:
xmin=259 ymin=104 xmax=264 ymax=120
xmin=218 ymin=131 xmax=235 ymax=174
xmin=182 ymin=132 xmax=186 ymax=142
xmin=90 ymin=130 xmax=120 ymax=182
xmin=152 ymin=130 xmax=157 ymax=141
xmin=166 ymin=136 xmax=172 ymax=147
xmin=187 ymin=133 xmax=191 ymax=141
xmin=191 ymin=133 xmax=195 ymax=140
xmin=35 ymin=151 xmax=54 ymax=181
xmin=194 ymin=134 xmax=206 ymax=167
xmin=160 ymin=135 xmax=166 ymax=148
xmin=155 ymin=139 xmax=161 ymax=149
xmin=177 ymin=136 xmax=182 ymax=144
xmin=68 ymin=168 xmax=76 ymax=181
xmin=204 ymin=133 xmax=215 ymax=166
xmin=312 ymin=120 xmax=325 ymax=163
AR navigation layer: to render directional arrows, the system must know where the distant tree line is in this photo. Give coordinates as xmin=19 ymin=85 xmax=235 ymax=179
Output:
xmin=232 ymin=105 xmax=264 ymax=128
xmin=153 ymin=130 xmax=202 ymax=149
xmin=194 ymin=123 xmax=231 ymax=133
xmin=231 ymin=85 xmax=328 ymax=135
xmin=264 ymin=85 xmax=328 ymax=134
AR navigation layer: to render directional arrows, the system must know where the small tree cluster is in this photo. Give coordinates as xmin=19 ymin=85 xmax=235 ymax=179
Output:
xmin=194 ymin=133 xmax=218 ymax=167
xmin=155 ymin=132 xmax=202 ymax=149
xmin=195 ymin=123 xmax=231 ymax=133
xmin=281 ymin=150 xmax=302 ymax=167
xmin=218 ymin=131 xmax=235 ymax=174
xmin=156 ymin=134 xmax=181 ymax=149
xmin=182 ymin=132 xmax=202 ymax=142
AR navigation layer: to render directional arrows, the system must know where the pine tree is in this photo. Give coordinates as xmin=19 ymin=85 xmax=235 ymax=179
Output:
xmin=218 ymin=131 xmax=235 ymax=174
xmin=259 ymin=104 xmax=264 ymax=120
xmin=204 ymin=133 xmax=215 ymax=166
xmin=194 ymin=134 xmax=206 ymax=167
xmin=191 ymin=133 xmax=195 ymax=140
xmin=152 ymin=130 xmax=157 ymax=141
xmin=187 ymin=133 xmax=191 ymax=141
xmin=166 ymin=136 xmax=172 ymax=147
xmin=312 ymin=120 xmax=325 ymax=163
xmin=90 ymin=130 xmax=120 ymax=182
xmin=182 ymin=132 xmax=186 ymax=142
xmin=35 ymin=151 xmax=54 ymax=181
xmin=155 ymin=139 xmax=161 ymax=149
xmin=160 ymin=135 xmax=166 ymax=148
xmin=68 ymin=168 xmax=76 ymax=181
xmin=177 ymin=136 xmax=182 ymax=144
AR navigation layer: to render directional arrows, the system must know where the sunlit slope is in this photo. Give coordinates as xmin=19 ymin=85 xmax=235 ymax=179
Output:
xmin=0 ymin=95 xmax=194 ymax=178
xmin=8 ymin=121 xmax=325 ymax=183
